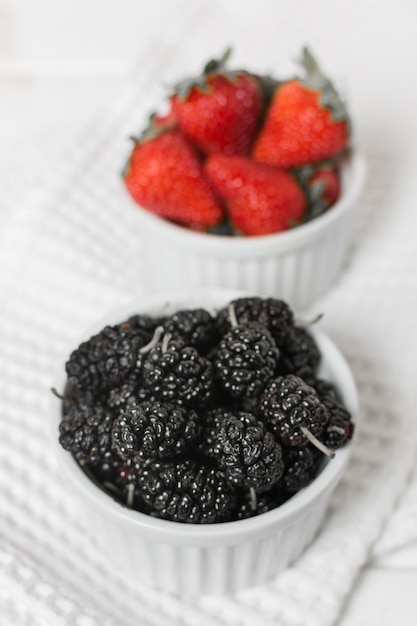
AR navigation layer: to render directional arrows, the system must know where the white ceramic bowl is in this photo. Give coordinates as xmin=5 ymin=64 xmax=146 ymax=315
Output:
xmin=122 ymin=152 xmax=366 ymax=311
xmin=50 ymin=289 xmax=359 ymax=595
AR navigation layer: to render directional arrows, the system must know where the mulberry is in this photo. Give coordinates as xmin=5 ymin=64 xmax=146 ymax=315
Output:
xmin=260 ymin=375 xmax=329 ymax=450
xmin=162 ymin=307 xmax=217 ymax=353
xmin=136 ymin=459 xmax=236 ymax=523
xmin=214 ymin=412 xmax=284 ymax=492
xmin=216 ymin=296 xmax=294 ymax=345
xmin=112 ymin=401 xmax=201 ymax=462
xmin=58 ymin=392 xmax=119 ymax=480
xmin=213 ymin=321 xmax=278 ymax=400
xmin=65 ymin=322 xmax=151 ymax=395
xmin=142 ymin=335 xmax=213 ymax=408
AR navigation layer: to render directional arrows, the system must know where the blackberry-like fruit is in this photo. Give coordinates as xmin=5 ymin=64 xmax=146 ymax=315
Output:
xmin=213 ymin=321 xmax=279 ymax=400
xmin=214 ymin=412 xmax=284 ymax=492
xmin=216 ymin=297 xmax=294 ymax=345
xmin=65 ymin=322 xmax=151 ymax=395
xmin=313 ymin=379 xmax=354 ymax=449
xmin=142 ymin=335 xmax=213 ymax=408
xmin=259 ymin=375 xmax=330 ymax=450
xmin=276 ymin=326 xmax=321 ymax=385
xmin=110 ymin=458 xmax=150 ymax=511
xmin=281 ymin=445 xmax=323 ymax=492
xmin=162 ymin=308 xmax=217 ymax=353
xmin=236 ymin=485 xmax=291 ymax=519
xmin=112 ymin=401 xmax=201 ymax=462
xmin=107 ymin=374 xmax=153 ymax=412
xmin=58 ymin=392 xmax=120 ymax=480
xmin=196 ymin=407 xmax=225 ymax=460
xmin=126 ymin=313 xmax=165 ymax=335
xmin=136 ymin=459 xmax=236 ymax=523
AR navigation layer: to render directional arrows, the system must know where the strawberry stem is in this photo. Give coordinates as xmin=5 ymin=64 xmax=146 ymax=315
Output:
xmin=204 ymin=47 xmax=232 ymax=75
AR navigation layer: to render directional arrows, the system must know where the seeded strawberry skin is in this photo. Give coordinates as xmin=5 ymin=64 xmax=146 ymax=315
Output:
xmin=253 ymin=80 xmax=350 ymax=168
xmin=205 ymin=154 xmax=307 ymax=236
xmin=123 ymin=128 xmax=223 ymax=229
xmin=171 ymin=72 xmax=263 ymax=157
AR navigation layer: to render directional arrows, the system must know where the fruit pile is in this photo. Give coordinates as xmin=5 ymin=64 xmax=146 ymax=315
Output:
xmin=122 ymin=48 xmax=350 ymax=236
xmin=57 ymin=296 xmax=354 ymax=524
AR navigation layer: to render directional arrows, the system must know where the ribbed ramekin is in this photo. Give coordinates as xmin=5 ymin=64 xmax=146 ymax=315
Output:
xmin=121 ymin=152 xmax=366 ymax=311
xmin=50 ymin=289 xmax=359 ymax=595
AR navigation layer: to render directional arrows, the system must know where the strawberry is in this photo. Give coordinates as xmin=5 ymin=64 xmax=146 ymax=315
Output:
xmin=170 ymin=49 xmax=263 ymax=157
xmin=307 ymin=163 xmax=341 ymax=217
xmin=205 ymin=155 xmax=306 ymax=236
xmin=294 ymin=161 xmax=341 ymax=219
xmin=123 ymin=126 xmax=223 ymax=230
xmin=253 ymin=48 xmax=350 ymax=168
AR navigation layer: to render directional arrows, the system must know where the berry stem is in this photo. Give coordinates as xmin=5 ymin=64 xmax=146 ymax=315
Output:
xmin=327 ymin=425 xmax=346 ymax=435
xmin=249 ymin=486 xmax=258 ymax=512
xmin=50 ymin=387 xmax=75 ymax=405
xmin=126 ymin=483 xmax=135 ymax=508
xmin=228 ymin=303 xmax=238 ymax=329
xmin=300 ymin=426 xmax=335 ymax=458
xmin=299 ymin=312 xmax=324 ymax=328
xmin=139 ymin=325 xmax=164 ymax=354
xmin=161 ymin=332 xmax=172 ymax=354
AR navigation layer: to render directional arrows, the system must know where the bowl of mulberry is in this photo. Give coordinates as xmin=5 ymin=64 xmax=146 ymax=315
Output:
xmin=50 ymin=289 xmax=359 ymax=595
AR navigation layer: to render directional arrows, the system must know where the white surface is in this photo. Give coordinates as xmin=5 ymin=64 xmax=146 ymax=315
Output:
xmin=1 ymin=1 xmax=417 ymax=625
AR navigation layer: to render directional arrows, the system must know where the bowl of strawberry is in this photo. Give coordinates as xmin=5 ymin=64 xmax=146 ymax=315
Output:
xmin=51 ymin=289 xmax=359 ymax=594
xmin=121 ymin=47 xmax=366 ymax=311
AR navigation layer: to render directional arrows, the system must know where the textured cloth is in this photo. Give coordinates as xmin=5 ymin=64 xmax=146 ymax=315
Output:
xmin=1 ymin=1 xmax=417 ymax=625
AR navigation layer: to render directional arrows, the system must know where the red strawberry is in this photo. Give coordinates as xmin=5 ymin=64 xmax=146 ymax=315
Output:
xmin=123 ymin=127 xmax=223 ymax=230
xmin=170 ymin=49 xmax=263 ymax=157
xmin=294 ymin=161 xmax=341 ymax=219
xmin=307 ymin=164 xmax=341 ymax=215
xmin=253 ymin=48 xmax=350 ymax=168
xmin=205 ymin=155 xmax=306 ymax=236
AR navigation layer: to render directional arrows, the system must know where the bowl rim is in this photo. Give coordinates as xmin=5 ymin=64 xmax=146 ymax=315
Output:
xmin=50 ymin=289 xmax=359 ymax=544
xmin=121 ymin=151 xmax=367 ymax=255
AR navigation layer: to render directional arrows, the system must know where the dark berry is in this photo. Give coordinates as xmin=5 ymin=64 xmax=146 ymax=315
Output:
xmin=197 ymin=408 xmax=225 ymax=460
xmin=59 ymin=393 xmax=119 ymax=479
xmin=112 ymin=458 xmax=150 ymax=511
xmin=65 ymin=322 xmax=151 ymax=395
xmin=136 ymin=459 xmax=236 ymax=523
xmin=235 ymin=485 xmax=291 ymax=519
xmin=126 ymin=313 xmax=165 ymax=335
xmin=313 ymin=378 xmax=354 ymax=449
xmin=162 ymin=308 xmax=217 ymax=353
xmin=216 ymin=297 xmax=294 ymax=345
xmin=107 ymin=375 xmax=152 ymax=412
xmin=142 ymin=335 xmax=213 ymax=408
xmin=213 ymin=323 xmax=278 ymax=400
xmin=281 ymin=445 xmax=323 ymax=492
xmin=259 ymin=375 xmax=329 ymax=448
xmin=213 ymin=412 xmax=284 ymax=492
xmin=112 ymin=401 xmax=201 ymax=462
xmin=276 ymin=326 xmax=321 ymax=385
